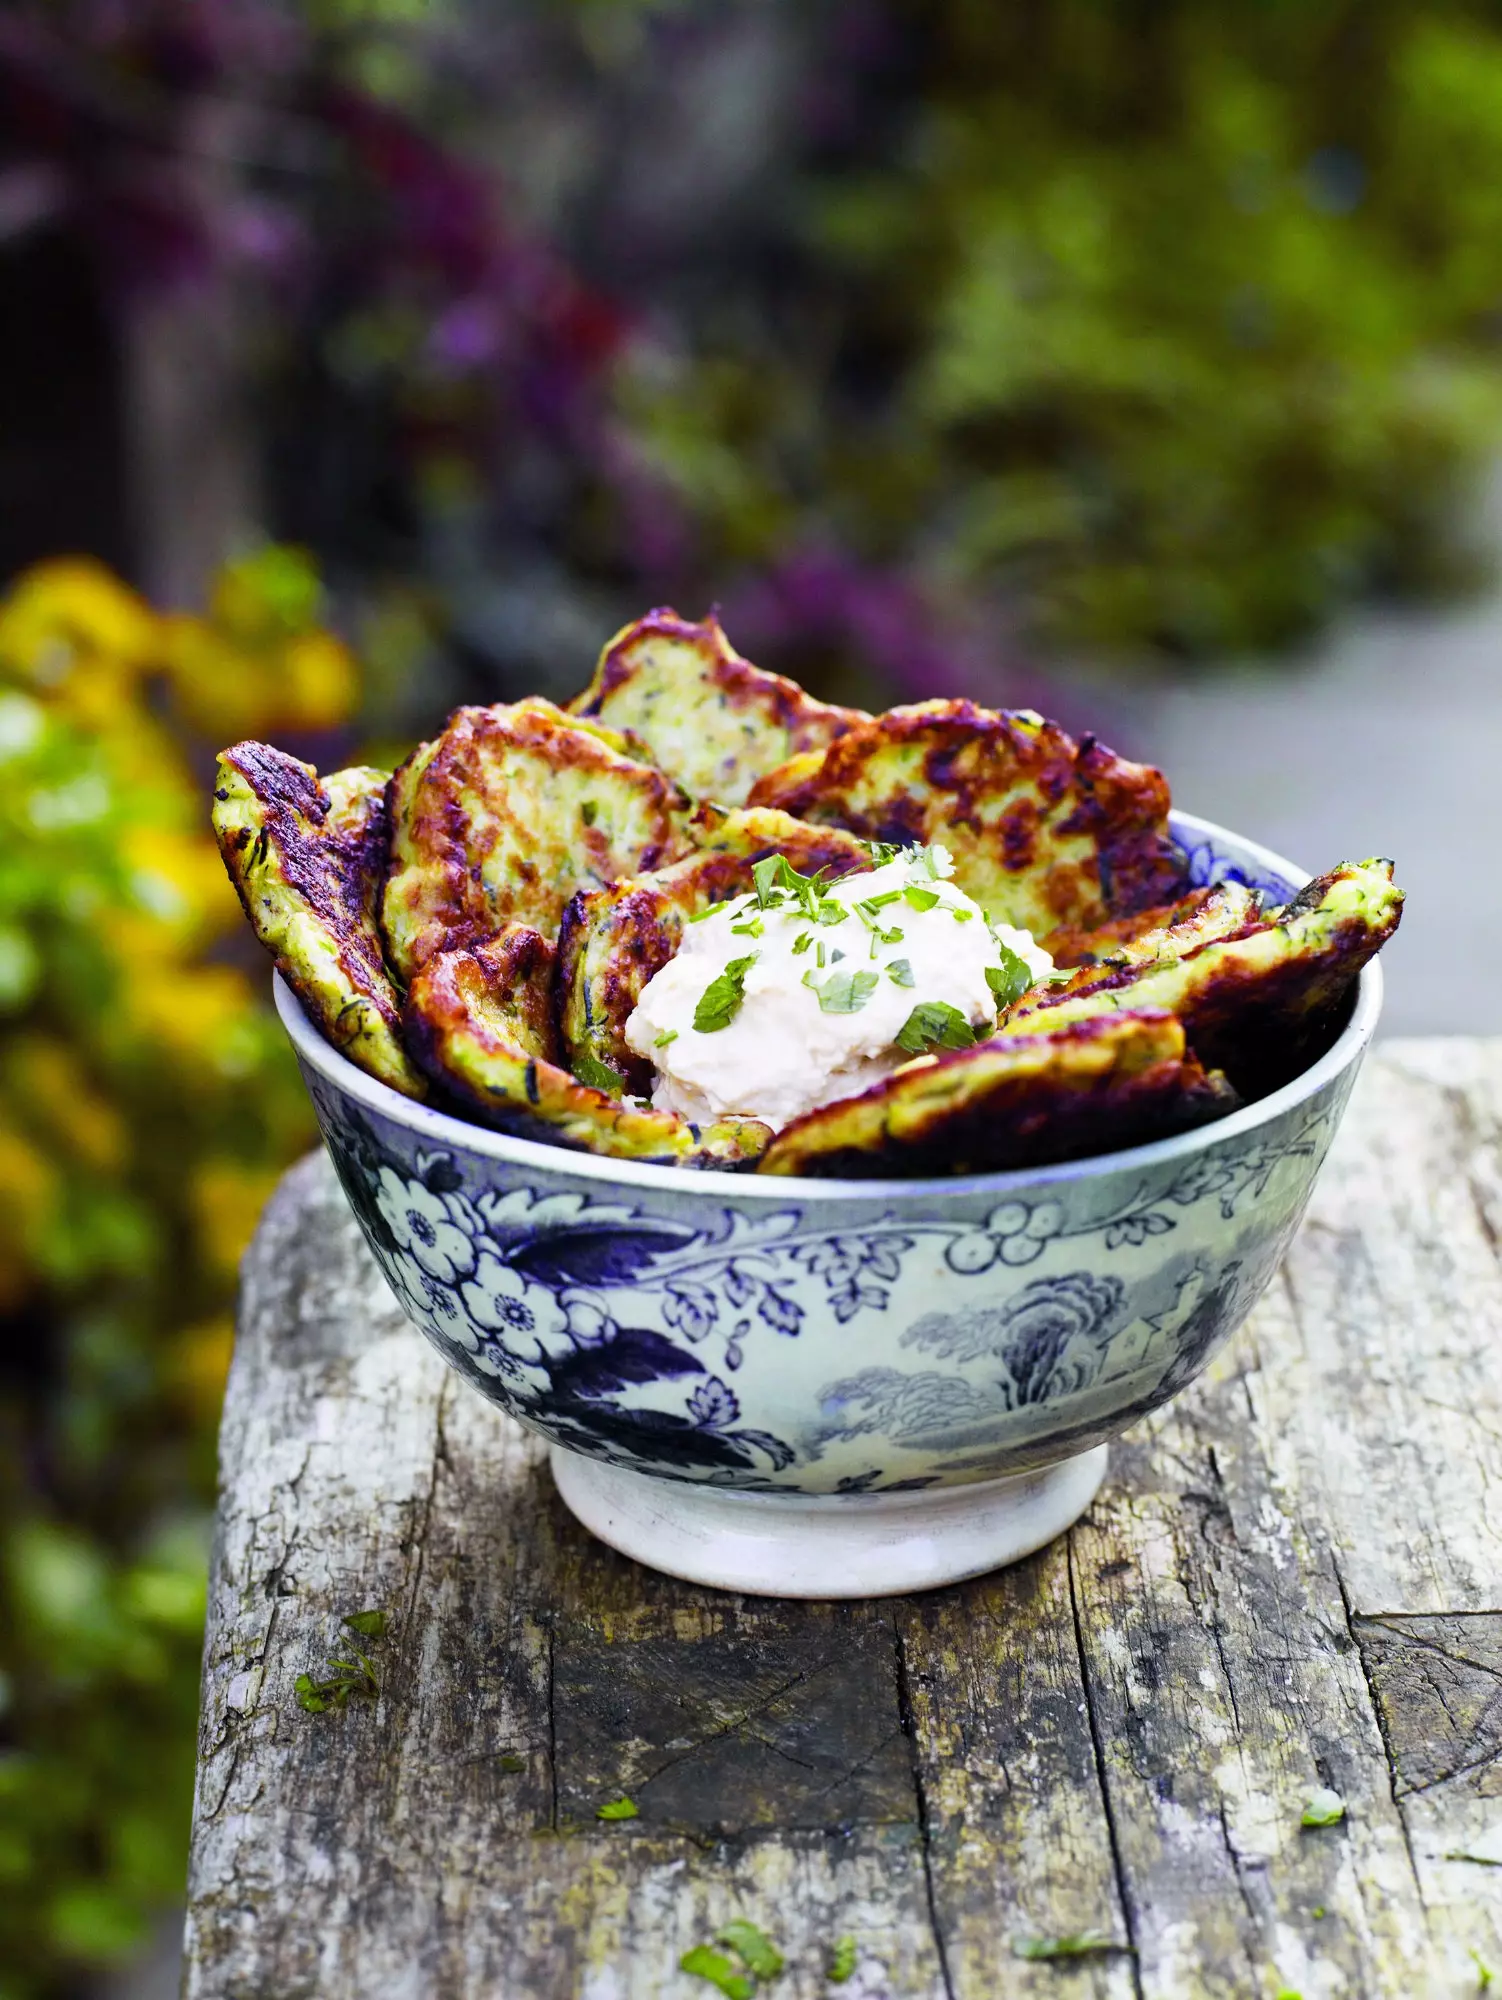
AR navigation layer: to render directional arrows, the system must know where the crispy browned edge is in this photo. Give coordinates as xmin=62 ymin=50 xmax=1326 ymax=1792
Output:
xmin=214 ymin=741 xmax=426 ymax=1098
xmin=759 ymin=1012 xmax=1236 ymax=1179
xmin=555 ymin=813 xmax=872 ymax=1093
xmin=404 ymin=927 xmax=770 ymax=1167
xmin=571 ymin=606 xmax=866 ymax=750
xmin=1041 ymin=886 xmax=1226 ymax=967
xmin=749 ymin=698 xmax=1187 ymax=928
xmin=380 ymin=700 xmax=686 ymax=979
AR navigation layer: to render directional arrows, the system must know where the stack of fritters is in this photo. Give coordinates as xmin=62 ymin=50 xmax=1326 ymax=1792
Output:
xmin=214 ymin=608 xmax=1402 ymax=1176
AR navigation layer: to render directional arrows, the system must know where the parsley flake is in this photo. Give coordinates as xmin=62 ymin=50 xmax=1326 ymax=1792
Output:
xmin=909 ymin=842 xmax=955 ymax=881
xmin=717 ymin=1921 xmax=783 ymax=1979
xmin=862 ymin=839 xmax=905 ymax=865
xmin=887 ymin=958 xmax=915 ymax=988
xmin=791 ymin=931 xmax=812 ymax=954
xmin=1012 ymin=1932 xmax=1120 ymax=1961
xmin=596 ymin=1795 xmax=639 ymax=1820
xmin=903 ymin=885 xmax=940 ymax=913
xmin=694 ymin=954 xmax=757 ymax=1033
xmin=679 ymin=1946 xmax=754 ymax=2000
xmin=580 ymin=800 xmax=598 ymax=826
xmin=805 ymin=968 xmax=879 ymax=1014
xmin=653 ymin=1029 xmax=678 ymax=1048
xmin=827 ymin=1935 xmax=858 ymax=1983
xmin=895 ymin=1002 xmax=977 ymax=1054
xmin=730 ymin=916 xmax=764 ymax=938
xmin=985 ymin=945 xmax=1035 ymax=1013
xmin=1301 ymin=1788 xmax=1346 ymax=1828
xmin=573 ymin=1052 xmax=625 ymax=1096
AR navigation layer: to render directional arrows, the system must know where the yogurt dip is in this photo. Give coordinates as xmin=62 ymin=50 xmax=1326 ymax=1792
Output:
xmin=624 ymin=845 xmax=1053 ymax=1131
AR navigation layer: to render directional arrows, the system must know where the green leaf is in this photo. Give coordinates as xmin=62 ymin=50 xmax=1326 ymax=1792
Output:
xmin=862 ymin=839 xmax=905 ymax=865
xmin=730 ymin=916 xmax=764 ymax=938
xmin=718 ymin=1919 xmax=783 ymax=1977
xmin=693 ymin=955 xmax=758 ymax=1033
xmin=827 ymin=1934 xmax=858 ymax=1982
xmin=342 ymin=1609 xmax=389 ymax=1640
xmin=1012 ymin=1931 xmax=1120 ymax=1960
xmin=985 ymin=945 xmax=1034 ymax=1013
xmin=886 ymin=958 xmax=915 ymax=987
xmin=595 ymin=1795 xmax=639 ymax=1820
xmin=1301 ymin=1787 xmax=1345 ymax=1827
xmin=805 ymin=968 xmax=879 ymax=1014
xmin=908 ymin=843 xmax=955 ymax=881
xmin=573 ymin=1051 xmax=626 ymax=1096
xmin=580 ymin=800 xmax=598 ymax=826
xmin=895 ymin=1002 xmax=977 ymax=1053
xmin=1472 ymin=1946 xmax=1495 ymax=1989
xmin=653 ymin=1029 xmax=678 ymax=1048
xmin=679 ymin=1945 xmax=755 ymax=1999
xmin=903 ymin=885 xmax=940 ymax=913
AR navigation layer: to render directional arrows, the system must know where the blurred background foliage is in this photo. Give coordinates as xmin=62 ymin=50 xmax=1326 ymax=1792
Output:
xmin=5 ymin=0 xmax=1502 ymax=1990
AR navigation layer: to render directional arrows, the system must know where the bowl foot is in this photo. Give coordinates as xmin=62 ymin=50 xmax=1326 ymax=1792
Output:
xmin=549 ymin=1444 xmax=1109 ymax=1599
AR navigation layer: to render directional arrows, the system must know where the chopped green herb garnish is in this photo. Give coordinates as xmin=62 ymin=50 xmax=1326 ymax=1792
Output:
xmin=863 ymin=839 xmax=905 ymax=865
xmin=679 ymin=1946 xmax=754 ymax=2000
xmin=573 ymin=1051 xmax=625 ymax=1096
xmin=887 ymin=958 xmax=915 ymax=987
xmin=806 ymin=968 xmax=880 ymax=1014
xmin=694 ymin=954 xmax=758 ymax=1033
xmin=903 ymin=885 xmax=940 ymax=913
xmin=909 ymin=842 xmax=955 ymax=881
xmin=342 ymin=1608 xmax=389 ymax=1639
xmin=895 ymin=1001 xmax=977 ymax=1054
xmin=951 ymin=906 xmax=974 ymax=922
xmin=1472 ymin=1947 xmax=1495 ymax=1989
xmin=653 ymin=1028 xmax=678 ymax=1048
xmin=816 ymin=941 xmax=826 ymax=968
xmin=580 ymin=800 xmax=598 ymax=826
xmin=730 ymin=916 xmax=764 ymax=938
xmin=791 ymin=931 xmax=812 ymax=955
xmin=596 ymin=1795 xmax=638 ymax=1820
xmin=752 ymin=854 xmax=786 ymax=908
xmin=1301 ymin=1787 xmax=1346 ymax=1828
xmin=688 ymin=899 xmax=726 ymax=923
xmin=1012 ymin=1932 xmax=1120 ymax=1960
xmin=830 ymin=947 xmax=846 ymax=963
xmin=985 ymin=945 xmax=1035 ymax=1013
xmin=827 ymin=1935 xmax=858 ymax=1982
xmin=717 ymin=1920 xmax=783 ymax=1978
xmin=814 ymin=899 xmax=847 ymax=926
xmin=752 ymin=852 xmax=835 ymax=920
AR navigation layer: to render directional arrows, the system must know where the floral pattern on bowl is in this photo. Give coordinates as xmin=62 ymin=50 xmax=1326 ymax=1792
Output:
xmin=280 ymin=812 xmax=1376 ymax=1496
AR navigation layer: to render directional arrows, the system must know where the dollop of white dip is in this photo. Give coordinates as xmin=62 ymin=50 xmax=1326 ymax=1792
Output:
xmin=623 ymin=845 xmax=1053 ymax=1131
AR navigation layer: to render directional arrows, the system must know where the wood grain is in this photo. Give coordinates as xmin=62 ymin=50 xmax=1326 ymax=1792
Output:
xmin=184 ymin=1041 xmax=1502 ymax=1998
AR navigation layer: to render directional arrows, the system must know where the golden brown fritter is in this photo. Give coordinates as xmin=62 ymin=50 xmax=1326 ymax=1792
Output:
xmin=556 ymin=809 xmax=872 ymax=1092
xmin=758 ymin=1011 xmax=1234 ymax=1178
xmin=1010 ymin=858 xmax=1402 ymax=1092
xmin=567 ymin=608 xmax=865 ymax=804
xmin=404 ymin=927 xmax=771 ymax=1168
xmin=212 ymin=743 xmax=427 ymax=1099
xmin=381 ymin=696 xmax=685 ymax=981
xmin=1041 ymin=882 xmax=1258 ymax=968
xmin=748 ymin=699 xmax=1186 ymax=936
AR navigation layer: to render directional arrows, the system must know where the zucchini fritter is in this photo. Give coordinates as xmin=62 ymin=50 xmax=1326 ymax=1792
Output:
xmin=555 ymin=809 xmax=871 ymax=1091
xmin=1010 ymin=858 xmax=1401 ymax=1092
xmin=212 ymin=743 xmax=426 ymax=1099
xmin=748 ymin=699 xmax=1186 ymax=936
xmin=381 ymin=697 xmax=685 ymax=981
xmin=405 ymin=927 xmax=770 ymax=1168
xmin=1041 ymin=882 xmax=1257 ymax=968
xmin=567 ymin=608 xmax=865 ymax=804
xmin=758 ymin=1011 xmax=1233 ymax=1179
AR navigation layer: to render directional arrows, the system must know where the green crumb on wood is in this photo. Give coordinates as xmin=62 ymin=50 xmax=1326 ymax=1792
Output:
xmin=595 ymin=1795 xmax=639 ymax=1820
xmin=827 ymin=1935 xmax=858 ymax=1982
xmin=1300 ymin=1786 xmax=1346 ymax=1827
xmin=497 ymin=1753 xmax=525 ymax=1774
xmin=718 ymin=1920 xmax=783 ymax=1978
xmin=680 ymin=1945 xmax=755 ymax=1999
xmin=1012 ymin=1930 xmax=1120 ymax=1959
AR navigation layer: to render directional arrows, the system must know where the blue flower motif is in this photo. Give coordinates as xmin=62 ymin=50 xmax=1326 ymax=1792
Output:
xmin=947 ymin=1199 xmax=1066 ymax=1273
xmin=688 ymin=1377 xmax=740 ymax=1430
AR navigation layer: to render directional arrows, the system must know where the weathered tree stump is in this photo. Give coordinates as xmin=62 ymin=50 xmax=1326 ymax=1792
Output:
xmin=184 ymin=1040 xmax=1502 ymax=1997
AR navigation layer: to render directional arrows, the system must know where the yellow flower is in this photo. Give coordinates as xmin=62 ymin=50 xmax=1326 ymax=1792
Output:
xmin=191 ymin=1160 xmax=288 ymax=1281
xmin=1 ymin=1036 xmax=126 ymax=1172
xmin=0 ymin=1115 xmax=60 ymax=1309
xmin=0 ymin=559 xmax=161 ymax=713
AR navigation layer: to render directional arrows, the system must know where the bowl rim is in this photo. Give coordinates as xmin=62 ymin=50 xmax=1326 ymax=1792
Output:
xmin=275 ymin=810 xmax=1383 ymax=1204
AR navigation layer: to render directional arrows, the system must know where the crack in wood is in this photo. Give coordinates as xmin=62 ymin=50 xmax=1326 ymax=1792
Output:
xmin=1068 ymin=1537 xmax=1145 ymax=2000
xmin=892 ymin=1615 xmax=956 ymax=2000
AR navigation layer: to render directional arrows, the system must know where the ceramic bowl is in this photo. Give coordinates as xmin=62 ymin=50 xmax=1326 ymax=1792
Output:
xmin=276 ymin=812 xmax=1380 ymax=1597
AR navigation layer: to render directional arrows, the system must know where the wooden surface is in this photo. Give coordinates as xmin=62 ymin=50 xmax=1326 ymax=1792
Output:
xmin=184 ymin=1039 xmax=1502 ymax=1999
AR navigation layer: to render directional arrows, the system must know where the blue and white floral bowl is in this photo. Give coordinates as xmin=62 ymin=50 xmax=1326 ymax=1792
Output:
xmin=275 ymin=813 xmax=1380 ymax=1597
